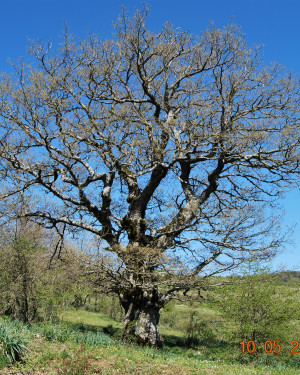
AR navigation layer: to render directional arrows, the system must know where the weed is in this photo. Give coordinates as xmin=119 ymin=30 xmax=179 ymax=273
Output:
xmin=56 ymin=348 xmax=90 ymax=375
xmin=0 ymin=352 xmax=10 ymax=369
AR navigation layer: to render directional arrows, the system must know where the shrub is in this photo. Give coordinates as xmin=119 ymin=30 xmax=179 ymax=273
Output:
xmin=221 ymin=269 xmax=295 ymax=345
xmin=0 ymin=221 xmax=86 ymax=324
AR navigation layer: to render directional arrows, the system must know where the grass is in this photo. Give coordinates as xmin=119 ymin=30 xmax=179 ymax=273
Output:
xmin=1 ymin=306 xmax=299 ymax=375
xmin=0 ymin=319 xmax=29 ymax=363
xmin=0 ymin=274 xmax=300 ymax=374
xmin=1 ymin=335 xmax=299 ymax=375
xmin=61 ymin=308 xmax=123 ymax=331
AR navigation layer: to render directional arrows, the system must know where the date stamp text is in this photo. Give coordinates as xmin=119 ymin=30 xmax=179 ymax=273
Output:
xmin=240 ymin=340 xmax=300 ymax=354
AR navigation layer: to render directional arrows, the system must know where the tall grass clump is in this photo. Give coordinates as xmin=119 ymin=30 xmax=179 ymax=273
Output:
xmin=0 ymin=320 xmax=29 ymax=363
xmin=74 ymin=330 xmax=116 ymax=346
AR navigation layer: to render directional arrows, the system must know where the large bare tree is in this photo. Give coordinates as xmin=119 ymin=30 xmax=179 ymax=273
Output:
xmin=0 ymin=8 xmax=299 ymax=347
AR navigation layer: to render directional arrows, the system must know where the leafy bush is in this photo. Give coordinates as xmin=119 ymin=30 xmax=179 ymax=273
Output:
xmin=220 ymin=269 xmax=295 ymax=344
xmin=0 ymin=222 xmax=87 ymax=324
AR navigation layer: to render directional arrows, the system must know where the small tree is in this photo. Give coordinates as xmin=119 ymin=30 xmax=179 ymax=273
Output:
xmin=0 ymin=229 xmax=44 ymax=322
xmin=221 ymin=269 xmax=294 ymax=344
xmin=0 ymin=7 xmax=299 ymax=346
xmin=0 ymin=216 xmax=83 ymax=323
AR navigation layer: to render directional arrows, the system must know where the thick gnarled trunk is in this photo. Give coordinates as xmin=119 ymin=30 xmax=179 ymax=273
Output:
xmin=119 ymin=288 xmax=164 ymax=348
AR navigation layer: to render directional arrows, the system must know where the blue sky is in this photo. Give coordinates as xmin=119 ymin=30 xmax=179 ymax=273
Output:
xmin=0 ymin=0 xmax=299 ymax=270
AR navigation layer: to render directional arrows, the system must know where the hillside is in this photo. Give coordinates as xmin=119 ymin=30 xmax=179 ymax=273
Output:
xmin=1 ymin=273 xmax=300 ymax=374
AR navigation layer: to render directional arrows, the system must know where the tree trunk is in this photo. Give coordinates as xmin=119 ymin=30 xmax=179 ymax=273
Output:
xmin=94 ymin=293 xmax=99 ymax=312
xmin=120 ymin=288 xmax=164 ymax=348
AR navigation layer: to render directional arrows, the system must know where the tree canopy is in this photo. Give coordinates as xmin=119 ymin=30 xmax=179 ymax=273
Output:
xmin=0 ymin=8 xmax=299 ymax=346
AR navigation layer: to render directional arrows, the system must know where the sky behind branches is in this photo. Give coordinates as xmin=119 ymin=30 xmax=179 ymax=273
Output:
xmin=0 ymin=0 xmax=299 ymax=270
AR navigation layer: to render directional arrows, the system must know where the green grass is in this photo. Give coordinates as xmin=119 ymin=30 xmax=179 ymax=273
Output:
xmin=0 ymin=274 xmax=300 ymax=374
xmin=1 ymin=333 xmax=299 ymax=375
xmin=61 ymin=308 xmax=123 ymax=331
xmin=0 ymin=352 xmax=10 ymax=368
xmin=0 ymin=319 xmax=29 ymax=363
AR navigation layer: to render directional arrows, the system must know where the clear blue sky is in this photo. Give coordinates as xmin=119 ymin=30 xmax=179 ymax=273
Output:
xmin=0 ymin=0 xmax=299 ymax=270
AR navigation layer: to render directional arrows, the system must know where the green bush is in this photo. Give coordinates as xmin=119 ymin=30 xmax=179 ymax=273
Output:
xmin=220 ymin=269 xmax=295 ymax=344
xmin=0 ymin=224 xmax=86 ymax=324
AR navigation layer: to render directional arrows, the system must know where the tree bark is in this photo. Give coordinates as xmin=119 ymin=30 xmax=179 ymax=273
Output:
xmin=120 ymin=288 xmax=164 ymax=348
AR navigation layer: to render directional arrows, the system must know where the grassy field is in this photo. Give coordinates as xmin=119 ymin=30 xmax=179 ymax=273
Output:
xmin=1 ymin=273 xmax=300 ymax=374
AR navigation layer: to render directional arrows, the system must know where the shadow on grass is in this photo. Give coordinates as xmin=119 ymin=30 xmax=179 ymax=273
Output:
xmin=163 ymin=332 xmax=232 ymax=349
xmin=35 ymin=319 xmax=300 ymax=371
xmin=64 ymin=319 xmax=234 ymax=352
xmin=62 ymin=320 xmax=123 ymax=339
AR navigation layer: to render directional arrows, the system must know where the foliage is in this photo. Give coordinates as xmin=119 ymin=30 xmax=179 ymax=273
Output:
xmin=0 ymin=320 xmax=29 ymax=363
xmin=0 ymin=273 xmax=299 ymax=374
xmin=160 ymin=300 xmax=178 ymax=329
xmin=0 ymin=230 xmax=86 ymax=324
xmin=83 ymin=292 xmax=124 ymax=322
xmin=185 ymin=311 xmax=216 ymax=347
xmin=0 ymin=352 xmax=9 ymax=368
xmin=1 ymin=315 xmax=299 ymax=374
xmin=220 ymin=269 xmax=296 ymax=344
xmin=0 ymin=228 xmax=45 ymax=323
